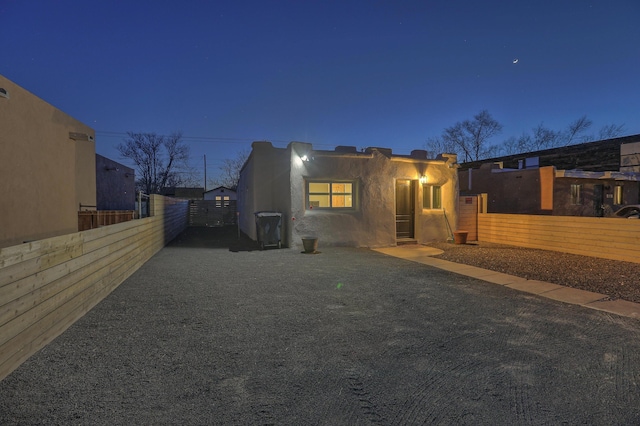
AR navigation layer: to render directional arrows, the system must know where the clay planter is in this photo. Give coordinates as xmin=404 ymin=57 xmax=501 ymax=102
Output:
xmin=453 ymin=231 xmax=468 ymax=245
xmin=302 ymin=238 xmax=318 ymax=253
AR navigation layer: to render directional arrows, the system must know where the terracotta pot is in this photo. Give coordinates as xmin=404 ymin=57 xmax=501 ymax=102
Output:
xmin=302 ymin=238 xmax=318 ymax=253
xmin=453 ymin=231 xmax=468 ymax=245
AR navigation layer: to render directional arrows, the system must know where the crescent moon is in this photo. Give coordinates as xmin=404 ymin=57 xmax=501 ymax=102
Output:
xmin=513 ymin=59 xmax=519 ymax=64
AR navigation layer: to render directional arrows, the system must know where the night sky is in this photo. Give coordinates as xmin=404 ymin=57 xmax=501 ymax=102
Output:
xmin=3 ymin=0 xmax=639 ymax=179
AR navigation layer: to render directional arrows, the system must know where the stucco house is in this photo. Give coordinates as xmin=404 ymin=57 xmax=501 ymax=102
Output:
xmin=96 ymin=154 xmax=135 ymax=211
xmin=459 ymin=135 xmax=640 ymax=216
xmin=237 ymin=141 xmax=459 ymax=249
xmin=0 ymin=74 xmax=96 ymax=248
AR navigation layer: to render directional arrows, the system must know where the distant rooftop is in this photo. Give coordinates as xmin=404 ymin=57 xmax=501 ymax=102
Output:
xmin=460 ymin=134 xmax=640 ymax=172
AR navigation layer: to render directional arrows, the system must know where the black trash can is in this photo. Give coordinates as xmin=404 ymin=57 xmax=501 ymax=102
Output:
xmin=254 ymin=212 xmax=282 ymax=249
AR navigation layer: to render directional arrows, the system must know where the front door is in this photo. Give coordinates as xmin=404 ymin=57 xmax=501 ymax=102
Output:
xmin=395 ymin=179 xmax=415 ymax=239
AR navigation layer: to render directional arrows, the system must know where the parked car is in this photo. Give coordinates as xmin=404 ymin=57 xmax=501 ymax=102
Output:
xmin=613 ymin=205 xmax=640 ymax=219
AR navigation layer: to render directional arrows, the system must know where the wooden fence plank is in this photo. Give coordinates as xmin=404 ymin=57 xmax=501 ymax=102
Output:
xmin=478 ymin=213 xmax=640 ymax=264
xmin=0 ymin=196 xmax=189 ymax=382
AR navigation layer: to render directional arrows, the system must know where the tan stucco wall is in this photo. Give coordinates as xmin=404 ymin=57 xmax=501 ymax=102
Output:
xmin=290 ymin=147 xmax=458 ymax=247
xmin=0 ymin=74 xmax=96 ymax=248
xmin=237 ymin=141 xmax=292 ymax=242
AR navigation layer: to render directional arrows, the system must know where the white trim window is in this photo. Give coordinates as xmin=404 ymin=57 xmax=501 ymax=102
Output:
xmin=307 ymin=181 xmax=354 ymax=209
xmin=215 ymin=195 xmax=230 ymax=207
xmin=423 ymin=184 xmax=442 ymax=209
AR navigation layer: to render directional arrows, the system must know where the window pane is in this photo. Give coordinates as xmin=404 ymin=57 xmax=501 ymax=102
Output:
xmin=614 ymin=185 xmax=624 ymax=205
xmin=433 ymin=186 xmax=442 ymax=209
xmin=571 ymin=184 xmax=581 ymax=205
xmin=422 ymin=184 xmax=431 ymax=209
xmin=332 ymin=195 xmax=352 ymax=208
xmin=309 ymin=194 xmax=330 ymax=207
xmin=332 ymin=183 xmax=351 ymax=194
xmin=309 ymin=182 xmax=330 ymax=193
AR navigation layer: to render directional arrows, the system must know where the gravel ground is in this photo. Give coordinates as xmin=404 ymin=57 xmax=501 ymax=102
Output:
xmin=3 ymin=228 xmax=640 ymax=424
xmin=428 ymin=241 xmax=640 ymax=303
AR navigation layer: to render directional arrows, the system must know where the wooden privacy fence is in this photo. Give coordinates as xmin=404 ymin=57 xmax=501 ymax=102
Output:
xmin=189 ymin=200 xmax=237 ymax=227
xmin=0 ymin=195 xmax=188 ymax=381
xmin=457 ymin=195 xmax=482 ymax=241
xmin=78 ymin=210 xmax=136 ymax=231
xmin=478 ymin=213 xmax=640 ymax=264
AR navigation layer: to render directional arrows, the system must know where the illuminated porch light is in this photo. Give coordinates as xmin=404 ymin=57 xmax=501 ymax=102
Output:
xmin=419 ymin=175 xmax=427 ymax=184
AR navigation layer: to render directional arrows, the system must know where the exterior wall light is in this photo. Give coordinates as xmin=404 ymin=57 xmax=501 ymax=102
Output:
xmin=0 ymin=88 xmax=9 ymax=99
xmin=419 ymin=175 xmax=427 ymax=184
xmin=300 ymin=154 xmax=310 ymax=162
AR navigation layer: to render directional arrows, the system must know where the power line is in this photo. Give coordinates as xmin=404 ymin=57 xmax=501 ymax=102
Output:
xmin=94 ymin=130 xmax=339 ymax=149
xmin=96 ymin=131 xmax=283 ymax=145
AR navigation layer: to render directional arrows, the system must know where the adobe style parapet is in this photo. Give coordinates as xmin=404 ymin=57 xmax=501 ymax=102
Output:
xmin=250 ymin=141 xmax=457 ymax=167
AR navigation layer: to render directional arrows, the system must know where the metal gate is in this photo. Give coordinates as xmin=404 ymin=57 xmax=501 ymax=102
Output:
xmin=189 ymin=200 xmax=237 ymax=227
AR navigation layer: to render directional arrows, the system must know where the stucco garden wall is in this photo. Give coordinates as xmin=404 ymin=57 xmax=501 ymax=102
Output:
xmin=0 ymin=74 xmax=96 ymax=248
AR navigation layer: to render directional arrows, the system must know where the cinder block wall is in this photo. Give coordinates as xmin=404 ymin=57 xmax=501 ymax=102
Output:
xmin=0 ymin=195 xmax=188 ymax=381
xmin=478 ymin=213 xmax=640 ymax=264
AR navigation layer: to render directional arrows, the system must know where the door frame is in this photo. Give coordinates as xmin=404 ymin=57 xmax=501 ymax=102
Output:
xmin=395 ymin=179 xmax=416 ymax=240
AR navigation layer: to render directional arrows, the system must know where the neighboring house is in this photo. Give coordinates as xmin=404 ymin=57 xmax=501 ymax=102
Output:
xmin=96 ymin=154 xmax=135 ymax=210
xmin=204 ymin=186 xmax=237 ymax=207
xmin=0 ymin=74 xmax=96 ymax=248
xmin=459 ymin=135 xmax=640 ymax=216
xmin=189 ymin=186 xmax=238 ymax=227
xmin=161 ymin=187 xmax=204 ymax=200
xmin=463 ymin=134 xmax=640 ymax=172
xmin=238 ymin=141 xmax=459 ymax=248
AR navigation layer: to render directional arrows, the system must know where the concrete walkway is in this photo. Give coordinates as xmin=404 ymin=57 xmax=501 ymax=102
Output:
xmin=374 ymin=245 xmax=640 ymax=319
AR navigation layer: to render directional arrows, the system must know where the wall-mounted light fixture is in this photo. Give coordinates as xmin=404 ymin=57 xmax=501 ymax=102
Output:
xmin=419 ymin=175 xmax=428 ymax=184
xmin=0 ymin=88 xmax=9 ymax=99
xmin=300 ymin=154 xmax=311 ymax=162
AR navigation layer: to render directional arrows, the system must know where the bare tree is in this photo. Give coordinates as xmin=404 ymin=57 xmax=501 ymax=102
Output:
xmin=531 ymin=124 xmax=560 ymax=150
xmin=598 ymin=123 xmax=626 ymax=139
xmin=424 ymin=136 xmax=457 ymax=158
xmin=430 ymin=111 xmax=626 ymax=161
xmin=498 ymin=117 xmax=625 ymax=156
xmin=440 ymin=110 xmax=503 ymax=162
xmin=563 ymin=115 xmax=593 ymax=145
xmin=211 ymin=149 xmax=249 ymax=190
xmin=117 ymin=132 xmax=189 ymax=194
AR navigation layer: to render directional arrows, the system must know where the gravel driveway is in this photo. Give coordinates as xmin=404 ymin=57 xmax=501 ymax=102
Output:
xmin=429 ymin=241 xmax=640 ymax=303
xmin=1 ymin=227 xmax=640 ymax=424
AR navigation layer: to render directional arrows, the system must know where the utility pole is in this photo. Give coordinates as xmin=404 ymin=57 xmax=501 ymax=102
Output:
xmin=203 ymin=154 xmax=207 ymax=192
